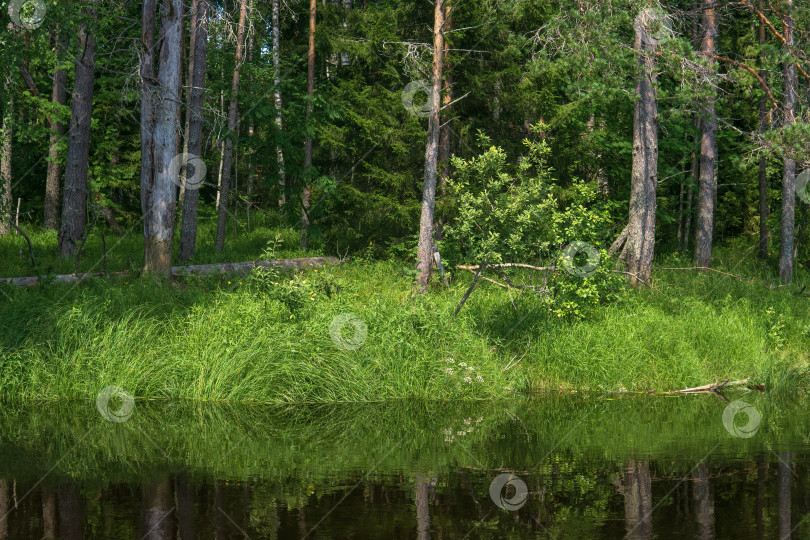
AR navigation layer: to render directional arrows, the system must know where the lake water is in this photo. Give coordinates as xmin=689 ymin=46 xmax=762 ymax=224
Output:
xmin=0 ymin=393 xmax=807 ymax=538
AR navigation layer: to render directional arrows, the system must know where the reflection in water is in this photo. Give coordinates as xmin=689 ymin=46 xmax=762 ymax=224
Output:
xmin=41 ymin=487 xmax=57 ymax=540
xmin=693 ymin=462 xmax=714 ymax=540
xmin=58 ymin=482 xmax=85 ymax=540
xmin=779 ymin=452 xmax=792 ymax=540
xmin=0 ymin=479 xmax=7 ymax=539
xmin=139 ymin=478 xmax=174 ymax=540
xmin=0 ymin=398 xmax=809 ymax=538
xmin=175 ymin=474 xmax=195 ymax=540
xmin=621 ymin=459 xmax=653 ymax=540
xmin=415 ymin=474 xmax=432 ymax=540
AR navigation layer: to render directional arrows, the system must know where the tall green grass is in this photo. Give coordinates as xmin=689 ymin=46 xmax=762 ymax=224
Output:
xmin=0 ymin=228 xmax=808 ymax=402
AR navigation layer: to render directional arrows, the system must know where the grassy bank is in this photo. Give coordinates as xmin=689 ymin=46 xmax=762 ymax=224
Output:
xmin=0 ymin=224 xmax=808 ymax=401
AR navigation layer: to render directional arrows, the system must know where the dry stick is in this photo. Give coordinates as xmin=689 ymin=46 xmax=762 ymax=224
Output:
xmin=453 ymin=259 xmax=486 ymax=318
xmin=8 ymin=218 xmax=36 ymax=270
xmin=460 ymin=266 xmax=508 ymax=288
xmin=656 ymin=266 xmax=752 ymax=282
xmin=709 ymin=54 xmax=780 ymax=107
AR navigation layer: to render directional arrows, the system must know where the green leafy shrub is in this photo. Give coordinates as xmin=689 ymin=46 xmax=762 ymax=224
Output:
xmin=444 ymin=130 xmax=621 ymax=318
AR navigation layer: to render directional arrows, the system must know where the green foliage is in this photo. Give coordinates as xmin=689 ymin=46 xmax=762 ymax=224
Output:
xmin=444 ymin=131 xmax=620 ymax=318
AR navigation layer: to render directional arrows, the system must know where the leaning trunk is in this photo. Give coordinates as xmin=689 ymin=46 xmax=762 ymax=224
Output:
xmin=178 ymin=0 xmax=209 ymax=263
xmin=415 ymin=0 xmax=446 ymax=292
xmin=779 ymin=0 xmax=796 ymax=283
xmin=58 ymin=22 xmax=96 ymax=257
xmin=694 ymin=0 xmax=717 ymax=268
xmin=214 ymin=0 xmax=248 ymax=253
xmin=621 ymin=9 xmax=658 ymax=285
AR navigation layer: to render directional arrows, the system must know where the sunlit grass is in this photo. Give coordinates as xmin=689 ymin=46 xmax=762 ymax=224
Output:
xmin=0 ymin=224 xmax=808 ymax=402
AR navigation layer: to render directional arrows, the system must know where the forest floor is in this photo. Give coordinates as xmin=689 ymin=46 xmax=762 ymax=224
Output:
xmin=0 ymin=219 xmax=808 ymax=402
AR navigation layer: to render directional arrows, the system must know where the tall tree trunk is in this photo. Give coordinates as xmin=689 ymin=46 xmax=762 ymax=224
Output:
xmin=58 ymin=20 xmax=96 ymax=257
xmin=44 ymin=31 xmax=67 ymax=230
xmin=214 ymin=0 xmax=248 ymax=253
xmin=142 ymin=0 xmax=183 ymax=277
xmin=0 ymin=75 xmax=12 ymax=237
xmin=436 ymin=0 xmax=452 ymax=241
xmin=140 ymin=0 xmax=157 ymax=262
xmin=621 ymin=9 xmax=658 ymax=285
xmin=272 ymin=0 xmax=287 ymax=210
xmin=178 ymin=0 xmax=199 ymax=207
xmin=300 ymin=0 xmax=317 ymax=250
xmin=416 ymin=0 xmax=445 ymax=292
xmin=178 ymin=0 xmax=209 ymax=263
xmin=779 ymin=0 xmax=796 ymax=283
xmin=757 ymin=0 xmax=769 ymax=259
xmin=694 ymin=0 xmax=717 ymax=268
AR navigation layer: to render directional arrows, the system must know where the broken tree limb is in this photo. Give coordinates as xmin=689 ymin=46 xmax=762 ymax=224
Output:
xmin=0 ymin=257 xmax=340 ymax=288
xmin=453 ymin=259 xmax=486 ymax=318
xmin=609 ymin=225 xmax=629 ymax=256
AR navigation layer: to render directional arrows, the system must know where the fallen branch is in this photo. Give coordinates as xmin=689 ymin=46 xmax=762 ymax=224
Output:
xmin=0 ymin=257 xmax=339 ymax=288
xmin=454 ymin=259 xmax=486 ymax=318
xmin=656 ymin=266 xmax=751 ymax=282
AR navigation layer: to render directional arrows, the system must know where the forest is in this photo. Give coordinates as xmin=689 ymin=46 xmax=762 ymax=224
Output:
xmin=1 ymin=1 xmax=810 ymax=538
xmin=0 ymin=0 xmax=809 ymax=397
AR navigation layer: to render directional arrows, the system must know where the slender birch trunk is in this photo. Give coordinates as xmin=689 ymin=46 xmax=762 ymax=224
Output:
xmin=44 ymin=31 xmax=67 ymax=230
xmin=214 ymin=0 xmax=248 ymax=252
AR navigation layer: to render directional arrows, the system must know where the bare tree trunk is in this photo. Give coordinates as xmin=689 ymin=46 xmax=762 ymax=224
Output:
xmin=757 ymin=0 xmax=769 ymax=259
xmin=0 ymin=75 xmax=12 ymax=237
xmin=141 ymin=0 xmax=183 ymax=277
xmin=44 ymin=31 xmax=67 ymax=230
xmin=779 ymin=0 xmax=796 ymax=283
xmin=214 ymin=0 xmax=248 ymax=253
xmin=140 ymin=0 xmax=157 ymax=260
xmin=178 ymin=0 xmax=209 ymax=263
xmin=300 ymin=0 xmax=317 ymax=250
xmin=416 ymin=0 xmax=445 ymax=292
xmin=178 ymin=0 xmax=198 ymax=207
xmin=621 ymin=9 xmax=658 ymax=285
xmin=58 ymin=21 xmax=96 ymax=257
xmin=272 ymin=0 xmax=287 ymax=210
xmin=694 ymin=0 xmax=717 ymax=268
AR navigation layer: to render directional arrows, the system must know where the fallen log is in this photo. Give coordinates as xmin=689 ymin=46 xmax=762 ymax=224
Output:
xmin=0 ymin=257 xmax=339 ymax=288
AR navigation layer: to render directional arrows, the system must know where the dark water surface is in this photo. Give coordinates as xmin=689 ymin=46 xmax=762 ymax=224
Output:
xmin=0 ymin=393 xmax=808 ymax=539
